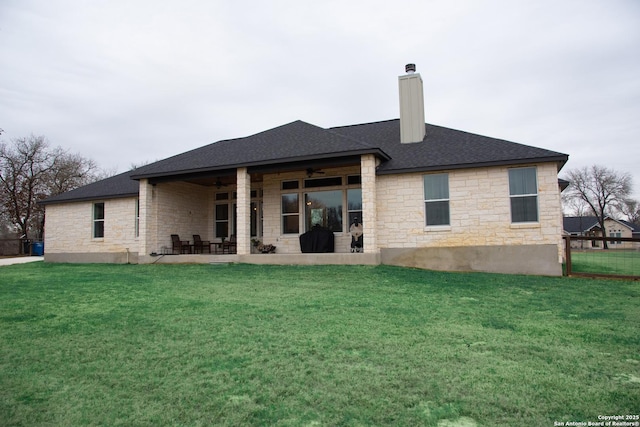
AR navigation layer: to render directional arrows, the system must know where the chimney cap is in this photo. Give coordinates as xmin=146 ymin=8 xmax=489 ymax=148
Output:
xmin=405 ymin=63 xmax=416 ymax=74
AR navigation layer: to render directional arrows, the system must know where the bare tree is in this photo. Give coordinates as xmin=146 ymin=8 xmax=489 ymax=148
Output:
xmin=562 ymin=191 xmax=590 ymax=217
xmin=45 ymin=152 xmax=98 ymax=195
xmin=619 ymin=199 xmax=640 ymax=225
xmin=0 ymin=135 xmax=102 ymax=239
xmin=563 ymin=165 xmax=633 ymax=249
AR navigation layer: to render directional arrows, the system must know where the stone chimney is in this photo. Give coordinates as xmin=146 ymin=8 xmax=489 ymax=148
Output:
xmin=398 ymin=63 xmax=426 ymax=143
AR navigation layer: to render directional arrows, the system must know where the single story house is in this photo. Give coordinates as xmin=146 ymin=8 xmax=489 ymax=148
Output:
xmin=563 ymin=216 xmax=640 ymax=249
xmin=41 ymin=64 xmax=569 ymax=275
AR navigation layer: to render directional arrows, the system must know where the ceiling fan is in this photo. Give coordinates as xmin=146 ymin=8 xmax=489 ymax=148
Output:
xmin=306 ymin=168 xmax=325 ymax=177
xmin=215 ymin=178 xmax=229 ymax=189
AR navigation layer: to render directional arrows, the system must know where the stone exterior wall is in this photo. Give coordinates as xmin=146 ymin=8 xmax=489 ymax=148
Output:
xmin=151 ymin=181 xmax=212 ymax=253
xmin=45 ymin=160 xmax=565 ymax=274
xmin=377 ymin=163 xmax=562 ymax=250
xmin=360 ymin=154 xmax=378 ymax=253
xmin=375 ymin=163 xmax=564 ymax=273
xmin=44 ymin=198 xmax=138 ymax=255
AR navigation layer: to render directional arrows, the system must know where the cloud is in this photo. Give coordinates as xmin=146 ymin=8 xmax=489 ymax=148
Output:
xmin=1 ymin=0 xmax=639 ymax=197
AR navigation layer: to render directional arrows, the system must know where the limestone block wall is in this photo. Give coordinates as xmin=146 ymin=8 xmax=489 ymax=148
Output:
xmin=45 ymin=160 xmax=565 ymax=273
xmin=151 ymin=182 xmax=212 ymax=253
xmin=139 ymin=179 xmax=156 ymax=256
xmin=45 ymin=197 xmax=138 ymax=254
xmin=361 ymin=154 xmax=378 ymax=253
xmin=376 ymin=163 xmax=564 ymax=260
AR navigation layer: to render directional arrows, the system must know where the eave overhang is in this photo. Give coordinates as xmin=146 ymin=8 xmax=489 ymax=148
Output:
xmin=131 ymin=148 xmax=390 ymax=182
xmin=376 ymin=155 xmax=569 ymax=176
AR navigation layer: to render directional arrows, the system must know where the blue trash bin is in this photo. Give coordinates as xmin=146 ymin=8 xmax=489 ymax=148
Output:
xmin=32 ymin=242 xmax=44 ymax=256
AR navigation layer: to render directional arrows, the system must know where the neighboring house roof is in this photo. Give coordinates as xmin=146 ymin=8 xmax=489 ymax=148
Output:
xmin=619 ymin=219 xmax=640 ymax=236
xmin=42 ymin=118 xmax=569 ymax=204
xmin=563 ymin=216 xmax=640 ymax=234
xmin=563 ymin=216 xmax=600 ymax=234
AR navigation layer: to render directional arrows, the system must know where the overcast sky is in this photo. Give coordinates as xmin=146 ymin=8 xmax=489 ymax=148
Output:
xmin=1 ymin=0 xmax=639 ymax=199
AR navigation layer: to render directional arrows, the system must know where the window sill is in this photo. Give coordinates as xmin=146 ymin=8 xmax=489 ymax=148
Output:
xmin=510 ymin=222 xmax=540 ymax=229
xmin=424 ymin=225 xmax=452 ymax=232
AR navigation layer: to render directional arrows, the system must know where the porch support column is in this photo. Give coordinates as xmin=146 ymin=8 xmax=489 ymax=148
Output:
xmin=361 ymin=154 xmax=378 ymax=253
xmin=236 ymin=167 xmax=251 ymax=255
xmin=138 ymin=178 xmax=157 ymax=260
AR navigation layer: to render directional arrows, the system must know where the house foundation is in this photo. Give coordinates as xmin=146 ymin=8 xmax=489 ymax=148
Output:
xmin=135 ymin=252 xmax=381 ymax=266
xmin=44 ymin=245 xmax=562 ymax=276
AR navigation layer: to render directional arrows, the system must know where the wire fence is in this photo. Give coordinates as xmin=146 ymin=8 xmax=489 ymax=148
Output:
xmin=563 ymin=236 xmax=640 ymax=280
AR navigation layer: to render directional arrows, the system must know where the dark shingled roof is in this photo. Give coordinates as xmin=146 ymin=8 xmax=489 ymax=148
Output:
xmin=42 ymin=118 xmax=569 ymax=204
xmin=330 ymin=120 xmax=567 ymax=174
xmin=130 ymin=120 xmax=389 ymax=180
xmin=563 ymin=216 xmax=600 ymax=233
xmin=39 ymin=170 xmax=140 ymax=205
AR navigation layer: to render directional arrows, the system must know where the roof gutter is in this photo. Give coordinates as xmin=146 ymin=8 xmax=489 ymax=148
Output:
xmin=38 ymin=192 xmax=140 ymax=206
xmin=376 ymin=155 xmax=569 ymax=175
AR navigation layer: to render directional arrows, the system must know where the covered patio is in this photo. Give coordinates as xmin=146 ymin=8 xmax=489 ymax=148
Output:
xmin=134 ymin=150 xmax=380 ymax=264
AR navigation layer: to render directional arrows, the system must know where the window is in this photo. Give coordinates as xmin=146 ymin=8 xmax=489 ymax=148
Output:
xmin=251 ymin=201 xmax=262 ymax=237
xmin=215 ymin=203 xmax=229 ymax=238
xmin=282 ymin=194 xmax=299 ymax=234
xmin=347 ymin=189 xmax=362 ymax=226
xmin=135 ymin=198 xmax=140 ymax=237
xmin=305 ymin=190 xmax=343 ymax=232
xmin=509 ymin=167 xmax=538 ymax=223
xmin=93 ymin=202 xmax=105 ymax=238
xmin=424 ymin=174 xmax=450 ymax=226
xmin=304 ymin=176 xmax=343 ymax=188
xmin=282 ymin=180 xmax=299 ymax=190
xmin=280 ymin=174 xmax=361 ymax=234
xmin=609 ymin=231 xmax=622 ymax=245
xmin=347 ymin=175 xmax=361 ymax=185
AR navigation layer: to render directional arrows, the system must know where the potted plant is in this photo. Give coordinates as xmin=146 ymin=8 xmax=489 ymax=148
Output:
xmin=251 ymin=238 xmax=261 ymax=254
xmin=257 ymin=243 xmax=276 ymax=254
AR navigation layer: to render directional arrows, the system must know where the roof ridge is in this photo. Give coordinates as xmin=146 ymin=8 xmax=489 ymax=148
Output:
xmin=329 ymin=118 xmax=399 ymax=130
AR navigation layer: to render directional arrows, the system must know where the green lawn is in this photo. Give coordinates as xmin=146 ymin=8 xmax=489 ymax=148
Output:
xmin=1 ymin=263 xmax=638 ymax=426
xmin=570 ymin=249 xmax=640 ymax=277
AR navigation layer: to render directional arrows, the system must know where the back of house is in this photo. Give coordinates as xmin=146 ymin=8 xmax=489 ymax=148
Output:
xmin=41 ymin=65 xmax=569 ymax=275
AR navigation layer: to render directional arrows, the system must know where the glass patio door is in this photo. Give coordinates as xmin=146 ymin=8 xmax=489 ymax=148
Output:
xmin=304 ymin=191 xmax=342 ymax=232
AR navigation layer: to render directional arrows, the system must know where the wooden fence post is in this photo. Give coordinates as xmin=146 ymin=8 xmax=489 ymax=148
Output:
xmin=564 ymin=236 xmax=572 ymax=277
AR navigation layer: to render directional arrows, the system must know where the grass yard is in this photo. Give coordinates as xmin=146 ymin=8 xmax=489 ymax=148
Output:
xmin=1 ymin=263 xmax=638 ymax=426
xmin=569 ymin=249 xmax=640 ymax=277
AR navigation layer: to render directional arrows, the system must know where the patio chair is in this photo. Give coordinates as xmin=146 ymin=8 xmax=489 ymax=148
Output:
xmin=171 ymin=234 xmax=191 ymax=254
xmin=192 ymin=234 xmax=211 ymax=254
xmin=222 ymin=235 xmax=237 ymax=254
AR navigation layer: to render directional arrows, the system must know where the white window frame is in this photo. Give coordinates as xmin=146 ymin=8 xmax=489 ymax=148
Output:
xmin=423 ymin=173 xmax=450 ymax=227
xmin=281 ymin=193 xmax=300 ymax=234
xmin=93 ymin=202 xmax=105 ymax=239
xmin=280 ymin=174 xmax=362 ymax=235
xmin=508 ymin=167 xmax=539 ymax=223
xmin=135 ymin=198 xmax=140 ymax=238
xmin=609 ymin=231 xmax=622 ymax=245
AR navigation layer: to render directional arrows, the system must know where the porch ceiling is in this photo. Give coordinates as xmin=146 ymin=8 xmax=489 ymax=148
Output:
xmin=147 ymin=156 xmax=362 ymax=187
